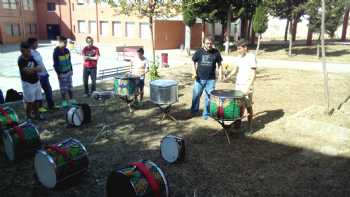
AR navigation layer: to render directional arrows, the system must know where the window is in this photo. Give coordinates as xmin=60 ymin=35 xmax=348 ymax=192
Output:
xmin=139 ymin=23 xmax=150 ymax=39
xmin=78 ymin=20 xmax=86 ymax=33
xmin=47 ymin=2 xmax=56 ymax=11
xmin=112 ymin=21 xmax=122 ymax=37
xmin=2 ymin=0 xmax=17 ymax=9
xmin=5 ymin=24 xmax=20 ymax=36
xmin=126 ymin=22 xmax=135 ymax=38
xmin=100 ymin=21 xmax=108 ymax=36
xmin=88 ymin=21 xmax=97 ymax=34
xmin=77 ymin=0 xmax=85 ymax=5
xmin=22 ymin=0 xmax=28 ymax=10
xmin=28 ymin=0 xmax=33 ymax=10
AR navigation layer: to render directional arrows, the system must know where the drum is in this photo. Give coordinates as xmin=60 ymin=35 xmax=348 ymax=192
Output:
xmin=209 ymin=90 xmax=245 ymax=121
xmin=0 ymin=106 xmax=18 ymax=129
xmin=91 ymin=91 xmax=114 ymax=101
xmin=160 ymin=135 xmax=185 ymax=163
xmin=114 ymin=74 xmax=140 ymax=97
xmin=66 ymin=103 xmax=91 ymax=127
xmin=106 ymin=160 xmax=169 ymax=197
xmin=34 ymin=138 xmax=89 ymax=189
xmin=150 ymin=80 xmax=178 ymax=105
xmin=2 ymin=122 xmax=41 ymax=161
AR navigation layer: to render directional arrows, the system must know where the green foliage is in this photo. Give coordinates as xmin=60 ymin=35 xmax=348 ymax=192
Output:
xmin=265 ymin=0 xmax=307 ymax=20
xmin=182 ymin=1 xmax=196 ymax=27
xmin=148 ymin=59 xmax=161 ymax=81
xmin=305 ymin=0 xmax=345 ymax=38
xmin=253 ymin=4 xmax=268 ymax=34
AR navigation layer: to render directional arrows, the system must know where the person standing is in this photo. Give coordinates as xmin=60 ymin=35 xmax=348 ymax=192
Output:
xmin=131 ymin=48 xmax=148 ymax=104
xmin=225 ymin=40 xmax=257 ymax=133
xmin=53 ymin=36 xmax=75 ymax=107
xmin=17 ymin=42 xmax=43 ymax=120
xmin=27 ymin=38 xmax=55 ymax=110
xmin=191 ymin=36 xmax=223 ymax=120
xmin=82 ymin=36 xmax=100 ymax=97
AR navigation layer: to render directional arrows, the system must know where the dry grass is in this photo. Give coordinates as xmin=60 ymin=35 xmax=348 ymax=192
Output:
xmin=0 ymin=65 xmax=350 ymax=197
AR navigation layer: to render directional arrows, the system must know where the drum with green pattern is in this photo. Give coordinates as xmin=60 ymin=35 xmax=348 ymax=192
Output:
xmin=2 ymin=122 xmax=41 ymax=161
xmin=210 ymin=90 xmax=244 ymax=121
xmin=34 ymin=138 xmax=89 ymax=189
xmin=0 ymin=107 xmax=18 ymax=129
xmin=114 ymin=75 xmax=139 ymax=97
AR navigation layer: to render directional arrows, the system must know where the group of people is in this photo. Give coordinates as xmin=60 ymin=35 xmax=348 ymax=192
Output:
xmin=17 ymin=35 xmax=148 ymax=120
xmin=190 ymin=37 xmax=257 ymax=133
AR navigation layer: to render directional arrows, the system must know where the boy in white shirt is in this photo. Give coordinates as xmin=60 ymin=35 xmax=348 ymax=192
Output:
xmin=226 ymin=40 xmax=257 ymax=133
xmin=131 ymin=48 xmax=149 ymax=103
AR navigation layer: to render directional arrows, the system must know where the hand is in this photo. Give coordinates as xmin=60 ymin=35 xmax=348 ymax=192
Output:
xmin=192 ymin=73 xmax=197 ymax=80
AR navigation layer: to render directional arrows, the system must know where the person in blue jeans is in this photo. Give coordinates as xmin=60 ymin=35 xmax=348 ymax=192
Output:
xmin=191 ymin=36 xmax=223 ymax=119
xmin=28 ymin=37 xmax=55 ymax=110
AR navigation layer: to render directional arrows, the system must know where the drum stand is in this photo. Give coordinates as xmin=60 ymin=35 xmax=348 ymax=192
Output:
xmin=156 ymin=104 xmax=176 ymax=122
xmin=211 ymin=119 xmax=239 ymax=144
xmin=92 ymin=95 xmax=113 ymax=144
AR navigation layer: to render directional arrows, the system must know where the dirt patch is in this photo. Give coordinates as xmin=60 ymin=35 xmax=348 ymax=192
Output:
xmin=1 ymin=65 xmax=350 ymax=197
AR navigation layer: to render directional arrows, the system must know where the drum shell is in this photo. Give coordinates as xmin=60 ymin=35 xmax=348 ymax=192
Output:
xmin=65 ymin=104 xmax=91 ymax=127
xmin=114 ymin=76 xmax=139 ymax=97
xmin=0 ymin=107 xmax=19 ymax=130
xmin=34 ymin=138 xmax=89 ymax=188
xmin=150 ymin=81 xmax=178 ymax=105
xmin=160 ymin=135 xmax=185 ymax=163
xmin=106 ymin=160 xmax=169 ymax=197
xmin=2 ymin=122 xmax=41 ymax=161
xmin=209 ymin=90 xmax=244 ymax=121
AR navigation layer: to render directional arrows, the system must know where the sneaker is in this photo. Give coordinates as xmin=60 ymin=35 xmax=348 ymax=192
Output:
xmin=38 ymin=107 xmax=48 ymax=113
xmin=61 ymin=100 xmax=69 ymax=108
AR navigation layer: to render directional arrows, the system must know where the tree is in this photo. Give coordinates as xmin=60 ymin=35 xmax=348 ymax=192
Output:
xmin=253 ymin=3 xmax=268 ymax=55
xmin=265 ymin=0 xmax=307 ymax=56
xmin=183 ymin=0 xmax=197 ymax=56
xmin=99 ymin=0 xmax=181 ymax=63
xmin=341 ymin=0 xmax=350 ymax=40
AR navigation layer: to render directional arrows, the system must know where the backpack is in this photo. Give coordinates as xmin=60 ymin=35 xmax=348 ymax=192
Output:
xmin=0 ymin=89 xmax=4 ymax=104
xmin=5 ymin=89 xmax=23 ymax=103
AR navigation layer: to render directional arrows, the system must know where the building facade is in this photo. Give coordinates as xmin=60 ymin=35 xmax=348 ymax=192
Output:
xmin=0 ymin=0 xmax=38 ymax=44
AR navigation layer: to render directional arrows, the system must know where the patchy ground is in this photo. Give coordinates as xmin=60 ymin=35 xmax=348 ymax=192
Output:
xmin=1 ymin=65 xmax=350 ymax=197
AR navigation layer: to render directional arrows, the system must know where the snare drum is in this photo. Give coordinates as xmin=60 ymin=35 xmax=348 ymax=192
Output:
xmin=106 ymin=160 xmax=169 ymax=197
xmin=0 ymin=107 xmax=18 ymax=129
xmin=34 ymin=138 xmax=89 ymax=189
xmin=114 ymin=74 xmax=140 ymax=97
xmin=2 ymin=122 xmax=41 ymax=161
xmin=209 ymin=90 xmax=244 ymax=121
xmin=66 ymin=103 xmax=91 ymax=127
xmin=160 ymin=135 xmax=185 ymax=163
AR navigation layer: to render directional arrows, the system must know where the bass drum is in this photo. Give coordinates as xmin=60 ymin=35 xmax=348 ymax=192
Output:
xmin=66 ymin=104 xmax=91 ymax=127
xmin=34 ymin=138 xmax=89 ymax=189
xmin=106 ymin=160 xmax=169 ymax=197
xmin=2 ymin=122 xmax=41 ymax=161
xmin=160 ymin=135 xmax=185 ymax=163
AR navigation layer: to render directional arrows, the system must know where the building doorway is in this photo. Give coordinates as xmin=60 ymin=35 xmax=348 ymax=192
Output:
xmin=47 ymin=24 xmax=60 ymax=40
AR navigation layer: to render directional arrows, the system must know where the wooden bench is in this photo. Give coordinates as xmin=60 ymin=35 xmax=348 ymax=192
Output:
xmin=97 ymin=65 xmax=132 ymax=81
xmin=116 ymin=46 xmax=142 ymax=61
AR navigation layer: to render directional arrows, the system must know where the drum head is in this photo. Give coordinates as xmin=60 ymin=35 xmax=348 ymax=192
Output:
xmin=2 ymin=131 xmax=15 ymax=161
xmin=73 ymin=108 xmax=84 ymax=126
xmin=34 ymin=151 xmax=57 ymax=188
xmin=210 ymin=89 xmax=245 ymax=98
xmin=151 ymin=80 xmax=177 ymax=87
xmin=160 ymin=136 xmax=179 ymax=163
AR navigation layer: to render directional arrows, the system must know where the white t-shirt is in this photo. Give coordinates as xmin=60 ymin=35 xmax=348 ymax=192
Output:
xmin=31 ymin=49 xmax=48 ymax=76
xmin=132 ymin=57 xmax=148 ymax=79
xmin=235 ymin=52 xmax=257 ymax=92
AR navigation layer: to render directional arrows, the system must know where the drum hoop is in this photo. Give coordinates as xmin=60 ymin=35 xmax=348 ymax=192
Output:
xmin=147 ymin=161 xmax=169 ymax=197
xmin=72 ymin=138 xmax=88 ymax=154
xmin=2 ymin=129 xmax=14 ymax=147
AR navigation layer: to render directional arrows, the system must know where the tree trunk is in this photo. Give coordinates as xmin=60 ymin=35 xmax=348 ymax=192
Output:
xmin=225 ymin=4 xmax=232 ymax=54
xmin=240 ymin=17 xmax=247 ymax=40
xmin=288 ymin=20 xmax=293 ymax=57
xmin=321 ymin=0 xmax=330 ymax=114
xmin=317 ymin=34 xmax=321 ymax=57
xmin=256 ymin=34 xmax=261 ymax=55
xmin=341 ymin=8 xmax=349 ymax=41
xmin=250 ymin=28 xmax=255 ymax=45
xmin=246 ymin=19 xmax=252 ymax=41
xmin=306 ymin=25 xmax=313 ymax=46
xmin=292 ymin=19 xmax=298 ymax=41
xmin=149 ymin=16 xmax=155 ymax=63
xmin=211 ymin=23 xmax=215 ymax=36
xmin=201 ymin=18 xmax=205 ymax=45
xmin=185 ymin=25 xmax=191 ymax=56
xmin=284 ymin=19 xmax=290 ymax=42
